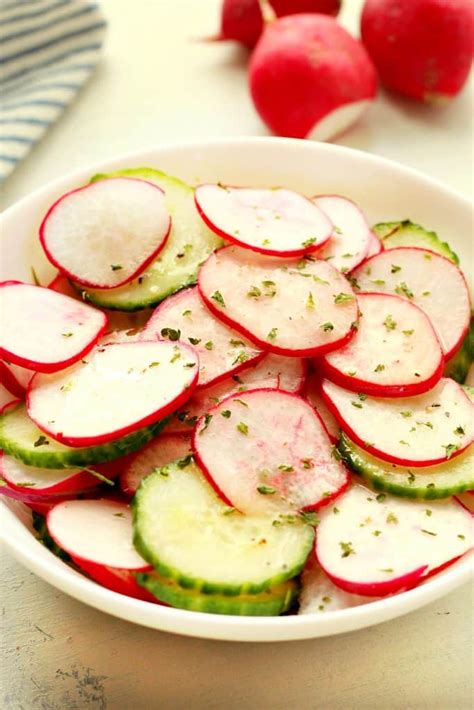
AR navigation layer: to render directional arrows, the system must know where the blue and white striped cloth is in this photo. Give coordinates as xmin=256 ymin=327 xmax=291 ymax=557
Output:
xmin=0 ymin=0 xmax=106 ymax=182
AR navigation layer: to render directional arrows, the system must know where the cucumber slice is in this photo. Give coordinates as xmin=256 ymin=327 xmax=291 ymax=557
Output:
xmin=444 ymin=320 xmax=474 ymax=384
xmin=373 ymin=220 xmax=459 ymax=265
xmin=337 ymin=433 xmax=474 ymax=499
xmin=0 ymin=403 xmax=166 ymax=469
xmin=79 ymin=169 xmax=223 ymax=311
xmin=137 ymin=571 xmax=298 ymax=616
xmin=133 ymin=459 xmax=314 ymax=595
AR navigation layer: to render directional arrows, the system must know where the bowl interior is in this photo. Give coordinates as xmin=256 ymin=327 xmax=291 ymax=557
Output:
xmin=1 ymin=138 xmax=472 ymax=642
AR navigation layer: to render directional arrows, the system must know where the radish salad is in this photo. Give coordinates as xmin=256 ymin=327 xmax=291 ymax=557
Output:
xmin=1 ymin=167 xmax=472 ymax=617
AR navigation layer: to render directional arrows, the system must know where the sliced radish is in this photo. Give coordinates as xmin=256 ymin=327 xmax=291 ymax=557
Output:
xmin=322 ymin=377 xmax=474 ymax=467
xmin=0 ymin=282 xmax=108 ymax=373
xmin=27 ymin=340 xmax=199 ymax=447
xmin=193 ymin=389 xmax=349 ymax=514
xmin=305 ymin=373 xmax=340 ymax=442
xmin=351 ymin=247 xmax=471 ymax=359
xmin=40 ymin=178 xmax=172 ymax=289
xmin=141 ymin=286 xmax=263 ymax=388
xmin=48 ymin=272 xmax=79 ymax=299
xmin=195 ymin=184 xmax=332 ymax=257
xmin=164 ymin=353 xmax=306 ymax=434
xmin=120 ymin=434 xmax=192 ymax=496
xmin=316 ymin=483 xmax=473 ymax=596
xmin=365 ymin=230 xmax=383 ymax=259
xmin=0 ymin=480 xmax=81 ymax=508
xmin=0 ymin=452 xmax=105 ymax=496
xmin=0 ymin=381 xmax=16 ymax=409
xmin=198 ymin=245 xmax=358 ymax=356
xmin=299 ymin=560 xmax=377 ymax=614
xmin=321 ymin=293 xmax=444 ymax=396
xmin=312 ymin=196 xmax=371 ymax=272
xmin=0 ymin=361 xmax=35 ymax=397
xmin=47 ymin=499 xmax=155 ymax=601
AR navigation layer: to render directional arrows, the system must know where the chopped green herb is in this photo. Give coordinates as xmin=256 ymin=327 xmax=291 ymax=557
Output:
xmin=161 ymin=327 xmax=181 ymax=341
xmin=380 ymin=568 xmax=394 ymax=573
xmin=395 ymin=281 xmax=414 ymax=299
xmin=110 ymin=264 xmax=123 ymax=271
xmin=347 ymin=276 xmax=360 ymax=290
xmin=339 ymin=541 xmax=355 ymax=558
xmin=200 ymin=414 xmax=213 ymax=434
xmin=60 ymin=382 xmax=73 ymax=393
xmin=230 ymin=339 xmax=245 ymax=347
xmin=458 ymin=534 xmax=466 ymax=540
xmin=333 ymin=507 xmax=340 ymax=515
xmin=222 ymin=507 xmax=236 ymax=515
xmin=301 ymin=458 xmax=314 ymax=469
xmin=278 ymin=464 xmax=294 ymax=472
xmin=157 ymin=466 xmax=169 ymax=477
xmin=402 ymin=329 xmax=414 ymax=337
xmin=334 ymin=292 xmax=354 ymax=305
xmin=204 ymin=341 xmax=214 ymax=351
xmin=221 ymin=410 xmax=231 ymax=418
xmin=232 ymin=351 xmax=249 ymax=366
xmin=149 ymin=361 xmax=160 ymax=368
xmin=232 ymin=375 xmax=243 ymax=384
xmin=267 ymin=327 xmax=278 ymax=340
xmin=312 ymin=275 xmax=330 ymax=286
xmin=346 ymin=370 xmax=357 ymax=377
xmin=300 ymin=511 xmax=319 ymax=526
xmin=257 ymin=485 xmax=276 ymax=495
xmin=386 ymin=512 xmax=398 ymax=524
xmin=34 ymin=435 xmax=49 ymax=448
xmin=374 ymin=363 xmax=385 ymax=373
xmin=454 ymin=426 xmax=465 ymax=436
xmin=177 ymin=455 xmax=193 ymax=468
xmin=188 ymin=337 xmax=201 ymax=345
xmin=370 ymin=279 xmax=386 ymax=286
xmin=391 ymin=264 xmax=401 ymax=273
xmin=383 ymin=314 xmax=397 ymax=331
xmin=211 ymin=290 xmax=226 ymax=307
xmin=399 ymin=440 xmax=409 ymax=446
xmin=306 ymin=292 xmax=315 ymax=309
xmin=302 ymin=237 xmax=317 ymax=248
xmin=237 ymin=422 xmax=248 ymax=435
xmin=61 ymin=332 xmax=73 ymax=338
xmin=425 ymin=509 xmax=432 ymax=517
xmin=421 ymin=529 xmax=437 ymax=536
xmin=321 ymin=322 xmax=334 ymax=332
xmin=443 ymin=443 xmax=460 ymax=458
xmin=376 ymin=493 xmax=386 ymax=503
xmin=262 ymin=239 xmax=271 ymax=246
xmin=373 ymin=530 xmax=382 ymax=537
xmin=407 ymin=472 xmax=416 ymax=484
xmin=234 ymin=398 xmax=249 ymax=407
xmin=422 ymin=291 xmax=431 ymax=296
xmin=342 ymin=253 xmax=354 ymax=258
xmin=351 ymin=401 xmax=363 ymax=409
xmin=170 ymin=349 xmax=181 ymax=363
xmin=182 ymin=310 xmax=192 ymax=317
xmin=184 ymin=362 xmax=196 ymax=368
xmin=247 ymin=285 xmax=262 ymax=298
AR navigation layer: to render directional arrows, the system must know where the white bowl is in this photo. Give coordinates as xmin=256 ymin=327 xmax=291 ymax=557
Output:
xmin=1 ymin=137 xmax=472 ymax=642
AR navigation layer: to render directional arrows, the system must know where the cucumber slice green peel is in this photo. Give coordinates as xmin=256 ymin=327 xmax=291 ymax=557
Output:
xmin=77 ymin=168 xmax=223 ymax=311
xmin=372 ymin=220 xmax=459 ymax=265
xmin=337 ymin=433 xmax=474 ymax=500
xmin=132 ymin=458 xmax=314 ymax=596
xmin=444 ymin=319 xmax=474 ymax=384
xmin=0 ymin=403 xmax=167 ymax=469
xmin=137 ymin=571 xmax=299 ymax=616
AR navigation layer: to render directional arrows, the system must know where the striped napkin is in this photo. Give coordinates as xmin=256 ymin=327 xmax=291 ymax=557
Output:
xmin=0 ymin=0 xmax=106 ymax=182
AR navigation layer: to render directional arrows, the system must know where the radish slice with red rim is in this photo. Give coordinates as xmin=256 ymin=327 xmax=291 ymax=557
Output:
xmin=141 ymin=286 xmax=263 ymax=388
xmin=0 ymin=452 xmax=107 ymax=496
xmin=0 ymin=282 xmax=108 ymax=373
xmin=299 ymin=560 xmax=377 ymax=614
xmin=193 ymin=389 xmax=349 ymax=515
xmin=40 ymin=178 xmax=171 ymax=289
xmin=322 ymin=377 xmax=474 ymax=467
xmin=120 ymin=434 xmax=192 ymax=496
xmin=364 ymin=230 xmax=383 ymax=259
xmin=198 ymin=245 xmax=359 ymax=356
xmin=164 ymin=353 xmax=306 ymax=434
xmin=27 ymin=340 xmax=199 ymax=447
xmin=305 ymin=373 xmax=340 ymax=442
xmin=0 ymin=381 xmax=17 ymax=409
xmin=312 ymin=195 xmax=371 ymax=272
xmin=195 ymin=184 xmax=332 ymax=257
xmin=48 ymin=272 xmax=79 ymax=299
xmin=0 ymin=361 xmax=35 ymax=397
xmin=321 ymin=292 xmax=444 ymax=397
xmin=316 ymin=483 xmax=473 ymax=597
xmin=351 ymin=247 xmax=471 ymax=359
xmin=47 ymin=499 xmax=154 ymax=601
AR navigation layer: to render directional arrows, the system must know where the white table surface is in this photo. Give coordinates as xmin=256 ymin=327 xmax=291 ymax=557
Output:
xmin=1 ymin=1 xmax=473 ymax=708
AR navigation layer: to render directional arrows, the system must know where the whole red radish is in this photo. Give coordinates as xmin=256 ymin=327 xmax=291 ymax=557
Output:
xmin=216 ymin=0 xmax=341 ymax=49
xmin=249 ymin=14 xmax=377 ymax=140
xmin=361 ymin=0 xmax=474 ymax=102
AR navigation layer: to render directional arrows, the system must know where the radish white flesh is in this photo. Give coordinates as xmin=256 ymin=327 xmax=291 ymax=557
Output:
xmin=0 ymin=452 xmax=99 ymax=495
xmin=299 ymin=562 xmax=377 ymax=614
xmin=141 ymin=286 xmax=263 ymax=388
xmin=0 ymin=282 xmax=107 ymax=373
xmin=27 ymin=341 xmax=199 ymax=447
xmin=322 ymin=293 xmax=444 ymax=396
xmin=40 ymin=178 xmax=171 ymax=289
xmin=195 ymin=185 xmax=332 ymax=257
xmin=312 ymin=196 xmax=371 ymax=272
xmin=120 ymin=434 xmax=192 ymax=496
xmin=198 ymin=246 xmax=358 ymax=356
xmin=164 ymin=353 xmax=306 ymax=434
xmin=305 ymin=373 xmax=340 ymax=442
xmin=193 ymin=389 xmax=349 ymax=514
xmin=351 ymin=247 xmax=471 ymax=359
xmin=0 ymin=361 xmax=34 ymax=397
xmin=47 ymin=499 xmax=150 ymax=569
xmin=316 ymin=483 xmax=473 ymax=596
xmin=365 ymin=230 xmax=383 ymax=259
xmin=322 ymin=378 xmax=474 ymax=466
